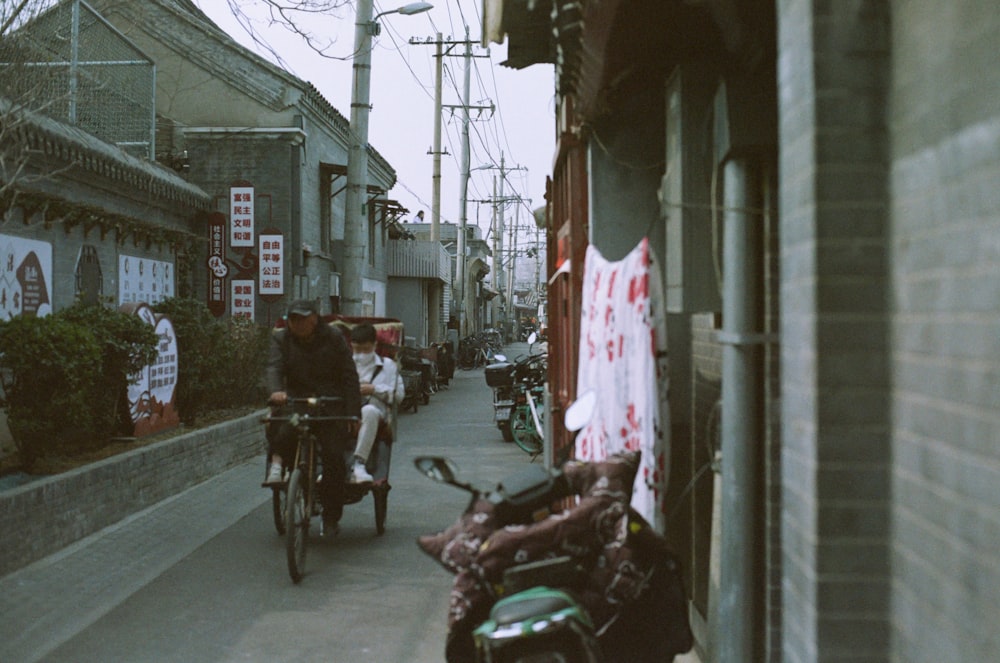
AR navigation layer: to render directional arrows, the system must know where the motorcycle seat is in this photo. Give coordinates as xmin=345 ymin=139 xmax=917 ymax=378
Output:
xmin=489 ymin=587 xmax=579 ymax=627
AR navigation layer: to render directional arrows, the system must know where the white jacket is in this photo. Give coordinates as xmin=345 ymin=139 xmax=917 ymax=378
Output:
xmin=356 ymin=353 xmax=405 ymax=418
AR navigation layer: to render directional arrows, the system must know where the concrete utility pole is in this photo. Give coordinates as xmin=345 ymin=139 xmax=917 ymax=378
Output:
xmin=342 ymin=2 xmax=432 ymax=315
xmin=507 ymin=204 xmax=518 ymax=312
xmin=490 ymin=174 xmax=500 ymax=326
xmin=341 ymin=0 xmax=376 ymax=316
xmin=477 ymin=155 xmax=526 ymax=338
xmin=456 ymin=28 xmax=471 ymax=335
xmin=431 ymin=33 xmax=443 ymax=242
xmin=414 ymin=30 xmax=492 ymax=336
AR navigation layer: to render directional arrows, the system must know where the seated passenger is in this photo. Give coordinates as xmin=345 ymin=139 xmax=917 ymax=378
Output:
xmin=349 ymin=323 xmax=405 ymax=483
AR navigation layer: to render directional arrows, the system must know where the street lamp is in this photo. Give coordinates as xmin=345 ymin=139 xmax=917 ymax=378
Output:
xmin=341 ymin=1 xmax=432 ymax=316
xmin=369 ymin=2 xmax=433 ymax=34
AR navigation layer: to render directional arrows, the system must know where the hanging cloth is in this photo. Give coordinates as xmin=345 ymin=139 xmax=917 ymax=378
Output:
xmin=575 ymin=237 xmax=670 ymax=530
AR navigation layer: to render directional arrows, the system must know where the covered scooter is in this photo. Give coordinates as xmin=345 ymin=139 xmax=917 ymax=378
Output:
xmin=414 ymin=394 xmax=693 ymax=662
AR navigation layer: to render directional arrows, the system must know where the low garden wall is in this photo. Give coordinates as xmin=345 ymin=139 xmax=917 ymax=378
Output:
xmin=0 ymin=411 xmax=266 ymax=577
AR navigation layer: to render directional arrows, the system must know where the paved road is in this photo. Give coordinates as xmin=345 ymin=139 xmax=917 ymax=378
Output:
xmin=0 ymin=346 xmax=536 ymax=663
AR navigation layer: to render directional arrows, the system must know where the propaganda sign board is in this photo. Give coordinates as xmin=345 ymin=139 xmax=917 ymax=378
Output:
xmin=230 ymin=185 xmax=254 ymax=247
xmin=118 ymin=255 xmax=174 ymax=305
xmin=207 ymin=212 xmax=228 ymax=317
xmin=121 ymin=302 xmax=180 ymax=437
xmin=258 ymin=231 xmax=284 ymax=297
xmin=0 ymin=234 xmax=52 ymax=318
xmin=231 ymin=279 xmax=255 ymax=320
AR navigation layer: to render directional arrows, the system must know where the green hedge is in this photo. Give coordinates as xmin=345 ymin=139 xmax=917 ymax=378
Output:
xmin=0 ymin=298 xmax=269 ymax=466
xmin=152 ymin=298 xmax=269 ymax=424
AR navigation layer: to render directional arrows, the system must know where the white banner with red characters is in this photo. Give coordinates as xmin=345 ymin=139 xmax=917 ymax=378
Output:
xmin=258 ymin=232 xmax=284 ymax=296
xmin=231 ymin=279 xmax=255 ymax=320
xmin=574 ymin=237 xmax=670 ymax=531
xmin=230 ymin=186 xmax=254 ymax=247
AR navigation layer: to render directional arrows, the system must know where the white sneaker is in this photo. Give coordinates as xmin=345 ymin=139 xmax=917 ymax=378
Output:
xmin=351 ymin=461 xmax=373 ymax=484
xmin=263 ymin=464 xmax=283 ymax=485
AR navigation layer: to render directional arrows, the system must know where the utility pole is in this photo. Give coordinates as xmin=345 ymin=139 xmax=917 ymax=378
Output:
xmin=411 ymin=30 xmax=490 ymax=336
xmin=476 ymin=155 xmax=526 ymax=339
xmin=490 ymin=174 xmax=499 ymax=327
xmin=343 ymin=1 xmax=432 ymax=316
xmin=341 ymin=0 xmax=376 ymax=316
xmin=431 ymin=32 xmax=443 ymax=242
xmin=456 ymin=28 xmax=471 ymax=336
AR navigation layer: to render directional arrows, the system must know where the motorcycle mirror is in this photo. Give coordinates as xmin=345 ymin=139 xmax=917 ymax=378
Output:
xmin=564 ymin=390 xmax=598 ymax=432
xmin=494 ymin=354 xmax=507 ymax=362
xmin=413 ymin=456 xmax=459 ymax=484
xmin=527 ymin=331 xmax=538 ymax=346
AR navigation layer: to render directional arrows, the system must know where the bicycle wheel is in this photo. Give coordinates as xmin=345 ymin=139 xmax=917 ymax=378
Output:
xmin=272 ymin=486 xmax=286 ymax=535
xmin=285 ymin=468 xmax=309 ymax=583
xmin=511 ymin=406 xmax=543 ymax=455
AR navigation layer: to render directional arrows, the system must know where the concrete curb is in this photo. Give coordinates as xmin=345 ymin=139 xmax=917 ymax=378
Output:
xmin=0 ymin=410 xmax=267 ymax=577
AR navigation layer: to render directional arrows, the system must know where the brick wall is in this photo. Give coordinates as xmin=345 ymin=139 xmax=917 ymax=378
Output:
xmin=690 ymin=312 xmax=721 ymax=618
xmin=0 ymin=412 xmax=265 ymax=577
xmin=778 ymin=1 xmax=893 ymax=660
xmin=889 ymin=2 xmax=1000 ymax=660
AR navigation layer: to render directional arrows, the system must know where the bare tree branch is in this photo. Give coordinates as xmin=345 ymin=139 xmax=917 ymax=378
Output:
xmin=213 ymin=0 xmax=361 ymax=64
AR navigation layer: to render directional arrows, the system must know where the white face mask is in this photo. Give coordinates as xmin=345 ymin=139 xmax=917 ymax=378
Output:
xmin=354 ymin=351 xmax=376 ymax=367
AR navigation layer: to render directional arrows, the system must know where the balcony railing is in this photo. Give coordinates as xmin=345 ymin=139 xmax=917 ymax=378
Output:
xmin=386 ymin=239 xmax=451 ymax=283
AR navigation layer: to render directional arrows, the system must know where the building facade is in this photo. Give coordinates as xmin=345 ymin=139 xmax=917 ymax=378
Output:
xmin=492 ymin=0 xmax=1000 ymax=661
xmin=89 ymin=0 xmax=399 ymax=324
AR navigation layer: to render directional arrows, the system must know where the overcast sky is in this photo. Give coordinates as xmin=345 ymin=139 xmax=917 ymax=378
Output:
xmin=193 ymin=0 xmax=556 ymax=245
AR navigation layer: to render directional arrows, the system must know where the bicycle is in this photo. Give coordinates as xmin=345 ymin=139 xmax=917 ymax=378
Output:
xmin=511 ymin=382 xmax=545 ymax=456
xmin=262 ymin=396 xmax=357 ymax=583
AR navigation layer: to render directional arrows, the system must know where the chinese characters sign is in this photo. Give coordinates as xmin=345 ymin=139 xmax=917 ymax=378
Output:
xmin=207 ymin=212 xmax=228 ymax=317
xmin=259 ymin=232 xmax=284 ymax=296
xmin=123 ymin=302 xmax=179 ymax=437
xmin=230 ymin=186 xmax=254 ymax=247
xmin=207 ymin=185 xmax=281 ymax=319
xmin=118 ymin=255 xmax=174 ymax=306
xmin=0 ymin=234 xmax=52 ymax=318
xmin=231 ymin=279 xmax=255 ymax=319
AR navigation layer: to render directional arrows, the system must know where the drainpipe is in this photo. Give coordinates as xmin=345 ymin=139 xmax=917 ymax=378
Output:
xmin=717 ymin=155 xmax=764 ymax=663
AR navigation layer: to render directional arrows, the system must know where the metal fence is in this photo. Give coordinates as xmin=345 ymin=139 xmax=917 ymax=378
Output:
xmin=0 ymin=0 xmax=155 ymax=158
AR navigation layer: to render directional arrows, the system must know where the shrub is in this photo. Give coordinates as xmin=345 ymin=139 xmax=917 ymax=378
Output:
xmin=152 ymin=298 xmax=224 ymax=424
xmin=152 ymin=298 xmax=268 ymax=423
xmin=0 ymin=298 xmax=269 ymax=465
xmin=57 ymin=301 xmax=159 ymax=438
xmin=0 ymin=315 xmax=103 ymax=465
xmin=213 ymin=316 xmax=269 ymax=409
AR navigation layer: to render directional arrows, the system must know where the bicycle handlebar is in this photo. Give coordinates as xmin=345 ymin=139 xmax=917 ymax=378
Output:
xmin=261 ymin=396 xmax=359 ymax=424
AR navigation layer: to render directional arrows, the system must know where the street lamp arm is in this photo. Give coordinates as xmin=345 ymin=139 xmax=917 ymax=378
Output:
xmin=370 ymin=2 xmax=433 ymax=35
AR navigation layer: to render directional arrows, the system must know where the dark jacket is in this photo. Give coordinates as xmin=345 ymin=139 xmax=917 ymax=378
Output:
xmin=266 ymin=323 xmax=362 ymax=416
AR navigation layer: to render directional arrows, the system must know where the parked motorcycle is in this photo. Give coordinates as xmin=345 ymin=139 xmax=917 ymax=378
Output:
xmin=484 ymin=350 xmax=546 ymax=446
xmin=414 ymin=395 xmax=694 ymax=662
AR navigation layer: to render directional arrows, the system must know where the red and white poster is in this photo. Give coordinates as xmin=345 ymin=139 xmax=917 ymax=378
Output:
xmin=231 ymin=279 xmax=255 ymax=320
xmin=258 ymin=232 xmax=284 ymax=296
xmin=230 ymin=185 xmax=254 ymax=247
xmin=121 ymin=302 xmax=180 ymax=437
xmin=0 ymin=234 xmax=52 ymax=319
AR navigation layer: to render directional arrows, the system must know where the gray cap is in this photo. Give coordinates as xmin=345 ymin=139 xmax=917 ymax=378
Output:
xmin=287 ymin=299 xmax=318 ymax=317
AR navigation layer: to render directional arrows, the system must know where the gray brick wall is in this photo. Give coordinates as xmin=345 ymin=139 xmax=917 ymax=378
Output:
xmin=0 ymin=412 xmax=265 ymax=577
xmin=778 ymin=1 xmax=893 ymax=661
xmin=889 ymin=2 xmax=1000 ymax=661
xmin=690 ymin=312 xmax=721 ymax=617
xmin=1 ymin=212 xmax=186 ymax=313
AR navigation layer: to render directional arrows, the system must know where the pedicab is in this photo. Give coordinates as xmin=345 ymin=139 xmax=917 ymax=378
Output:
xmin=263 ymin=315 xmax=404 ymax=582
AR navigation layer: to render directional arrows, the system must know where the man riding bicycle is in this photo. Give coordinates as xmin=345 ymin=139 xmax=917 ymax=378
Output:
xmin=264 ymin=299 xmax=361 ymax=532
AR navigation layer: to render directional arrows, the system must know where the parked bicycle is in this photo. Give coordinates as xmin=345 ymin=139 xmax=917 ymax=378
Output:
xmin=458 ymin=330 xmax=504 ymax=369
